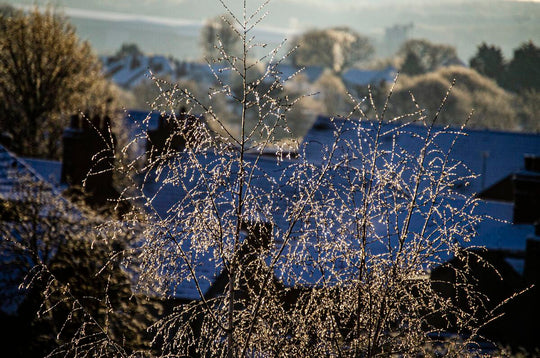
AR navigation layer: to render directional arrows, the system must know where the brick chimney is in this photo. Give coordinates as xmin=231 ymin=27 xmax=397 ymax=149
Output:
xmin=61 ymin=113 xmax=115 ymax=193
xmin=513 ymin=155 xmax=540 ymax=224
xmin=203 ymin=220 xmax=273 ymax=300
xmin=146 ymin=107 xmax=204 ymax=162
xmin=524 ymin=154 xmax=540 ymax=172
xmin=524 ymin=236 xmax=540 ymax=286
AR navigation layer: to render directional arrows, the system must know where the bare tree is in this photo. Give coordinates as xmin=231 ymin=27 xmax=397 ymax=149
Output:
xmin=398 ymin=39 xmax=460 ymax=75
xmin=0 ymin=7 xmax=114 ymax=158
xmin=201 ymin=13 xmax=242 ymax=61
xmin=110 ymin=1 xmax=494 ymax=356
xmin=18 ymin=1 xmax=504 ymax=357
xmin=289 ymin=27 xmax=374 ymax=74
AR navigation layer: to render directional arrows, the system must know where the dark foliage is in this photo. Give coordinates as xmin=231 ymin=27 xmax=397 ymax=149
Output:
xmin=503 ymin=41 xmax=540 ymax=93
xmin=469 ymin=43 xmax=505 ymax=85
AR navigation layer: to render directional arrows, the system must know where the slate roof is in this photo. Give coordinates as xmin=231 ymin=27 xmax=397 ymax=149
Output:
xmin=303 ymin=116 xmax=540 ymax=251
xmin=8 ymin=113 xmax=539 ymax=301
xmin=133 ymin=150 xmax=299 ymax=299
xmin=0 ymin=146 xmax=62 ymax=200
xmin=21 ymin=158 xmax=63 ymax=187
xmin=125 ymin=113 xmax=539 ymax=299
xmin=303 ymin=116 xmax=540 ymax=197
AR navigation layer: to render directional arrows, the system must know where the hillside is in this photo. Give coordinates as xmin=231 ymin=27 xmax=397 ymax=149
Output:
xmin=6 ymin=0 xmax=540 ymax=60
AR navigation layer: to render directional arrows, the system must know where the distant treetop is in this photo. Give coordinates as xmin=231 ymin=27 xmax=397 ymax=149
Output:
xmin=398 ymin=39 xmax=460 ymax=75
xmin=289 ymin=27 xmax=374 ymax=75
xmin=469 ymin=43 xmax=505 ymax=84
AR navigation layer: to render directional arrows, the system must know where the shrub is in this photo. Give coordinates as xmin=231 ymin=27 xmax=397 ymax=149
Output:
xmin=389 ymin=66 xmax=518 ymax=130
xmin=20 ymin=1 xmax=505 ymax=357
xmin=0 ymin=175 xmax=157 ymax=356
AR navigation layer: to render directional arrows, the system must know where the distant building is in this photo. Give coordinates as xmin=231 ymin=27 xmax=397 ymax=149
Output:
xmin=432 ymin=155 xmax=540 ymax=349
xmin=102 ymin=53 xmax=176 ymax=88
xmin=341 ymin=65 xmax=397 ymax=89
xmin=380 ymin=23 xmax=414 ymax=57
xmin=101 ymin=53 xmax=326 ymax=91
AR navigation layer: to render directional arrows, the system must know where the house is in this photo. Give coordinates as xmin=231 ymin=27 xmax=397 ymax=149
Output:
xmin=304 ymin=116 xmax=540 ymax=350
xmin=124 ymin=113 xmax=539 ymax=301
xmin=341 ymin=65 xmax=397 ymax=88
xmin=0 ymin=111 xmax=148 ymax=318
xmin=463 ymin=155 xmax=539 ymax=349
xmin=478 ymin=155 xmax=540 ymax=224
xmin=305 ymin=116 xmax=540 ymax=252
xmin=102 ymin=54 xmax=232 ymax=89
xmin=102 ymin=52 xmax=330 ymax=95
xmin=5 ymin=110 xmax=539 ymax=308
xmin=102 ymin=53 xmax=176 ymax=89
xmin=0 ymin=144 xmax=80 ymax=314
xmin=1 ymin=111 xmax=124 ymax=219
xmin=2 ymin=108 xmax=539 ymax=352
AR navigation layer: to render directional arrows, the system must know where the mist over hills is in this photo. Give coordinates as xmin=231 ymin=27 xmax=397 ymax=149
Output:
xmin=6 ymin=0 xmax=540 ymax=61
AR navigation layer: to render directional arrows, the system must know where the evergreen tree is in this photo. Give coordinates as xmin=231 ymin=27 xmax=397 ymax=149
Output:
xmin=398 ymin=39 xmax=460 ymax=74
xmin=504 ymin=41 xmax=540 ymax=93
xmin=469 ymin=43 xmax=505 ymax=84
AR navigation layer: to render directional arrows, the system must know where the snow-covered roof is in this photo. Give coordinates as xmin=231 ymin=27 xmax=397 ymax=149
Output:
xmin=342 ymin=66 xmax=397 ymax=87
xmin=128 ymin=114 xmax=539 ymax=299
xmin=108 ymin=56 xmax=149 ymax=88
xmin=21 ymin=158 xmax=62 ymax=187
xmin=103 ymin=54 xmax=177 ymax=88
xmin=11 ymin=113 xmax=538 ymax=301
xmin=303 ymin=116 xmax=540 ymax=197
xmin=0 ymin=146 xmax=63 ymax=200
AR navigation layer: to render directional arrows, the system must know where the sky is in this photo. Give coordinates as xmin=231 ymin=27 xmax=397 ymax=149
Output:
xmin=5 ymin=0 xmax=540 ymax=61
